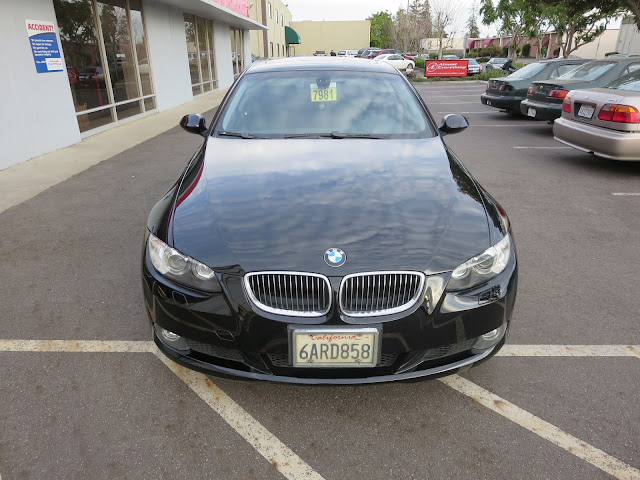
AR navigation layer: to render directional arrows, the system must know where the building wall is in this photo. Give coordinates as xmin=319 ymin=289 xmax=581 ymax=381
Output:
xmin=248 ymin=0 xmax=293 ymax=58
xmin=617 ymin=20 xmax=640 ymax=55
xmin=215 ymin=20 xmax=235 ymax=88
xmin=144 ymin=1 xmax=192 ymax=111
xmin=290 ymin=21 xmax=370 ymax=56
xmin=1 ymin=0 xmax=259 ymax=170
xmin=0 ymin=0 xmax=81 ymax=170
xmin=569 ymin=29 xmax=619 ymax=59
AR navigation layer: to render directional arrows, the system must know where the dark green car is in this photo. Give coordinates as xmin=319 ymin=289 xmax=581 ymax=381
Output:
xmin=520 ymin=57 xmax=640 ymax=121
xmin=481 ymin=58 xmax=590 ymax=114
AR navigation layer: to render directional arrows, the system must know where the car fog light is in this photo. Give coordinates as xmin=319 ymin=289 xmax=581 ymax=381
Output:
xmin=472 ymin=323 xmax=506 ymax=350
xmin=156 ymin=326 xmax=190 ymax=351
xmin=161 ymin=329 xmax=181 ymax=341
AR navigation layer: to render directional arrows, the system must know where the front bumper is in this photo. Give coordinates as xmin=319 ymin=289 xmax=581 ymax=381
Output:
xmin=143 ymin=248 xmax=517 ymax=384
xmin=520 ymin=98 xmax=562 ymax=121
xmin=553 ymin=117 xmax=640 ymax=161
xmin=481 ymin=93 xmax=524 ymax=111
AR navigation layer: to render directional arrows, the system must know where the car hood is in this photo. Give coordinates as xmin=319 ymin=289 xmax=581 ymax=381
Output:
xmin=169 ymin=138 xmax=491 ymax=276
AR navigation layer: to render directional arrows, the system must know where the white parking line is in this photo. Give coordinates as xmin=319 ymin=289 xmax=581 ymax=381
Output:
xmin=2 ymin=339 xmax=639 ymax=479
xmin=440 ymin=375 xmax=640 ymax=480
xmin=0 ymin=339 xmax=154 ymax=352
xmin=497 ymin=345 xmax=640 ymax=357
xmin=153 ymin=348 xmax=325 ymax=480
xmin=612 ymin=193 xmax=640 ymax=196
xmin=513 ymin=146 xmax=572 ymax=149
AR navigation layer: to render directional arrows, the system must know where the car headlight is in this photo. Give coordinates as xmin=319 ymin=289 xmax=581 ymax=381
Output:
xmin=147 ymin=233 xmax=222 ymax=292
xmin=447 ymin=234 xmax=511 ymax=291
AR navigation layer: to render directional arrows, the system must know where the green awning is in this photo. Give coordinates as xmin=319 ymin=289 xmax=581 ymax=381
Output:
xmin=285 ymin=26 xmax=301 ymax=44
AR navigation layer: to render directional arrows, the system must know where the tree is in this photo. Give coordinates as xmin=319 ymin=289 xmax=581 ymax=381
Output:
xmin=430 ymin=0 xmax=461 ymax=59
xmin=368 ymin=11 xmax=394 ymax=48
xmin=546 ymin=5 xmax=612 ymax=58
xmin=467 ymin=1 xmax=480 ymax=38
xmin=541 ymin=0 xmax=637 ymax=29
xmin=480 ymin=0 xmax=534 ymax=61
xmin=394 ymin=1 xmax=432 ymax=52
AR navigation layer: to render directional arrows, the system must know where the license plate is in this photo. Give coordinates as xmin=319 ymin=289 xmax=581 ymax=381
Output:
xmin=292 ymin=328 xmax=379 ymax=368
xmin=577 ymin=104 xmax=595 ymax=119
xmin=310 ymin=82 xmax=337 ymax=102
xmin=527 ymin=108 xmax=536 ymax=118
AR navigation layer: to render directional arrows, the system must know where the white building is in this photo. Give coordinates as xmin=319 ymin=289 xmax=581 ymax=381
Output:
xmin=1 ymin=0 xmax=265 ymax=170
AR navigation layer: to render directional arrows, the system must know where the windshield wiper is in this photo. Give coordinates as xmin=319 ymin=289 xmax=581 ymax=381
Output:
xmin=282 ymin=132 xmax=390 ymax=139
xmin=217 ymin=131 xmax=260 ymax=139
xmin=329 ymin=131 xmax=390 ymax=139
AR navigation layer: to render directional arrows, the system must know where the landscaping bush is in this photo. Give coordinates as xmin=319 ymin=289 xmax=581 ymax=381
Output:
xmin=481 ymin=44 xmax=504 ymax=58
xmin=475 ymin=57 xmax=489 ymax=63
xmin=429 ymin=53 xmax=438 ymax=59
xmin=414 ymin=58 xmax=425 ymax=69
xmin=522 ymin=43 xmax=531 ymax=57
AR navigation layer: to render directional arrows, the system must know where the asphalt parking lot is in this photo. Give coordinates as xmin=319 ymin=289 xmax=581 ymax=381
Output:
xmin=1 ymin=81 xmax=639 ymax=480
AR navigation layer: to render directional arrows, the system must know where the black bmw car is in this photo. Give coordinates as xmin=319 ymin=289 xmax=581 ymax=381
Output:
xmin=142 ymin=57 xmax=518 ymax=384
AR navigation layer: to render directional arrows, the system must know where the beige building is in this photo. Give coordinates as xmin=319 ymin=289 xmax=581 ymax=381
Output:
xmin=570 ymin=29 xmax=619 ymax=59
xmin=248 ymin=0 xmax=300 ymax=58
xmin=289 ymin=21 xmax=370 ymax=56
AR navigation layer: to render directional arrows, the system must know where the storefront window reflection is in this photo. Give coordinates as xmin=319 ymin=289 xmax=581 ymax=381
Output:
xmin=54 ymin=0 xmax=155 ymax=133
xmin=184 ymin=13 xmax=218 ymax=95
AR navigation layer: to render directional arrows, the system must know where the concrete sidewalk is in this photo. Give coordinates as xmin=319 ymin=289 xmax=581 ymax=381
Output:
xmin=0 ymin=89 xmax=227 ymax=214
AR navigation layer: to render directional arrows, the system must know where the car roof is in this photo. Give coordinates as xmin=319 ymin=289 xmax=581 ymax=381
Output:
xmin=537 ymin=58 xmax=592 ymax=64
xmin=246 ymin=57 xmax=399 ymax=74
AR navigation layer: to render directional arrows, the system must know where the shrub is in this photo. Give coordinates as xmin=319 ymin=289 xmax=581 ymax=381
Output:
xmin=553 ymin=47 xmax=560 ymax=57
xmin=522 ymin=43 xmax=531 ymax=57
xmin=502 ymin=46 xmax=508 ymax=56
xmin=481 ymin=44 xmax=504 ymax=58
xmin=429 ymin=52 xmax=438 ymax=59
xmin=414 ymin=58 xmax=425 ymax=69
xmin=475 ymin=57 xmax=489 ymax=63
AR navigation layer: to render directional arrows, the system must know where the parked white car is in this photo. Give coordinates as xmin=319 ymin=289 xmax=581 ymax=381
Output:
xmin=375 ymin=54 xmax=415 ymax=72
xmin=338 ymin=49 xmax=359 ymax=57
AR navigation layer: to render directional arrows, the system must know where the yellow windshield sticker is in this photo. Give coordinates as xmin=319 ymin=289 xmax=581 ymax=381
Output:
xmin=310 ymin=82 xmax=337 ymax=102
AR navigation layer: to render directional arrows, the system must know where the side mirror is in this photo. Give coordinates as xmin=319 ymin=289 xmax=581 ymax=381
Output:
xmin=439 ymin=114 xmax=469 ymax=136
xmin=179 ymin=114 xmax=208 ymax=137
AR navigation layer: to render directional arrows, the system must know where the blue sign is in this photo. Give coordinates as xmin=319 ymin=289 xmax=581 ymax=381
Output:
xmin=26 ymin=20 xmax=63 ymax=73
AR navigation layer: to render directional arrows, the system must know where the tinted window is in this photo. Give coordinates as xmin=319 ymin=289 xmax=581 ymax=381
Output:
xmin=507 ymin=62 xmax=546 ymax=78
xmin=604 ymin=69 xmax=640 ymax=92
xmin=467 ymin=59 xmax=479 ymax=65
xmin=217 ymin=70 xmax=433 ymax=138
xmin=558 ymin=61 xmax=616 ymax=81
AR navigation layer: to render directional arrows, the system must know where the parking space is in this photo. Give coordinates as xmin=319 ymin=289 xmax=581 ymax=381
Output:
xmin=0 ymin=84 xmax=638 ymax=479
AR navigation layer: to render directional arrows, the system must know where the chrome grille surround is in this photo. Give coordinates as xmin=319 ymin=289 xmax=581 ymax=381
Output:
xmin=244 ymin=271 xmax=332 ymax=317
xmin=339 ymin=271 xmax=426 ymax=317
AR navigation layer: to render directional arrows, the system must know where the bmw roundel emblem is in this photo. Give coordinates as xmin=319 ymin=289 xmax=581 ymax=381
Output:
xmin=324 ymin=247 xmax=347 ymax=267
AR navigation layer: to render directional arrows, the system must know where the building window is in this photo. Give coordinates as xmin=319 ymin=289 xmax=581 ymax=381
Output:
xmin=54 ymin=0 xmax=156 ymax=134
xmin=184 ymin=13 xmax=218 ymax=96
xmin=270 ymin=42 xmax=273 ymax=58
xmin=230 ymin=27 xmax=245 ymax=79
xmin=281 ymin=14 xmax=283 ymax=26
xmin=275 ymin=9 xmax=278 ymax=23
xmin=268 ymin=2 xmax=271 ymax=18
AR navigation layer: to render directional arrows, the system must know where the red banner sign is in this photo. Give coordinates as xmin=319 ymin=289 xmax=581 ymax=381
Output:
xmin=425 ymin=60 xmax=468 ymax=77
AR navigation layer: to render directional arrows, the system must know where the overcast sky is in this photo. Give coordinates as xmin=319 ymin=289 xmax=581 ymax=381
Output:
xmin=284 ymin=0 xmax=494 ymax=36
xmin=284 ymin=0 xmax=622 ymax=38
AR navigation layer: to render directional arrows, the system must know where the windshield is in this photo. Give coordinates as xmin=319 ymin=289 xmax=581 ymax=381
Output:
xmin=216 ymin=70 xmax=433 ymax=138
xmin=468 ymin=59 xmax=479 ymax=65
xmin=491 ymin=58 xmax=507 ymax=64
xmin=557 ymin=61 xmax=615 ymax=81
xmin=605 ymin=69 xmax=640 ymax=91
xmin=508 ymin=62 xmax=546 ymax=79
